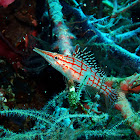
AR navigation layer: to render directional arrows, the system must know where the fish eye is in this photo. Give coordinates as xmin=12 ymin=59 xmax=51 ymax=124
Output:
xmin=54 ymin=56 xmax=58 ymax=60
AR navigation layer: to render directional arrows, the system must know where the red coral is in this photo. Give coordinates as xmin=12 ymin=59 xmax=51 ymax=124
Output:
xmin=0 ymin=0 xmax=15 ymax=8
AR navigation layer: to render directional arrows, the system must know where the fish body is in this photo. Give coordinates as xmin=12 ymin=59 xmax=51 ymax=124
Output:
xmin=33 ymin=48 xmax=116 ymax=100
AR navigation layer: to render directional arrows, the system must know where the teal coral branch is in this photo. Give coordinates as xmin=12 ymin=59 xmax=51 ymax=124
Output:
xmin=61 ymin=1 xmax=140 ymax=72
xmin=0 ymin=109 xmax=52 ymax=125
xmin=47 ymin=0 xmax=75 ymax=55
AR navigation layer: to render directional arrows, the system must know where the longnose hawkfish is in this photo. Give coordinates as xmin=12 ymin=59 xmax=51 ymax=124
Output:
xmin=33 ymin=47 xmax=117 ymax=101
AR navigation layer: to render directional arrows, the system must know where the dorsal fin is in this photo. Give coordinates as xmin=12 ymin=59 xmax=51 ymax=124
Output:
xmin=73 ymin=47 xmax=96 ymax=66
xmin=73 ymin=46 xmax=105 ymax=77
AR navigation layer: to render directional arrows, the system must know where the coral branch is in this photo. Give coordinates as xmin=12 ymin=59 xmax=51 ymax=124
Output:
xmin=111 ymin=0 xmax=140 ymax=18
xmin=47 ymin=0 xmax=75 ymax=55
xmin=115 ymin=92 xmax=140 ymax=136
xmin=61 ymin=1 xmax=140 ymax=72
xmin=115 ymin=27 xmax=140 ymax=41
xmin=105 ymin=73 xmax=140 ymax=136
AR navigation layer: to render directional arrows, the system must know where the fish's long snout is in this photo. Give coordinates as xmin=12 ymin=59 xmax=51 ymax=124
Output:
xmin=33 ymin=47 xmax=52 ymax=59
xmin=33 ymin=47 xmax=56 ymax=65
xmin=33 ymin=47 xmax=46 ymax=57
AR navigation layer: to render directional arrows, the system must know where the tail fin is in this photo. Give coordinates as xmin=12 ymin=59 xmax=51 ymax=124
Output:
xmin=103 ymin=88 xmax=118 ymax=110
xmin=108 ymin=88 xmax=118 ymax=102
xmin=101 ymin=85 xmax=118 ymax=103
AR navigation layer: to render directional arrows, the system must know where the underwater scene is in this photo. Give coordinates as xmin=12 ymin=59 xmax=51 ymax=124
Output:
xmin=0 ymin=0 xmax=140 ymax=139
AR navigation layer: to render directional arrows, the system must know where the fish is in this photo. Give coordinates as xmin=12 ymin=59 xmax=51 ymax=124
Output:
xmin=33 ymin=47 xmax=117 ymax=101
